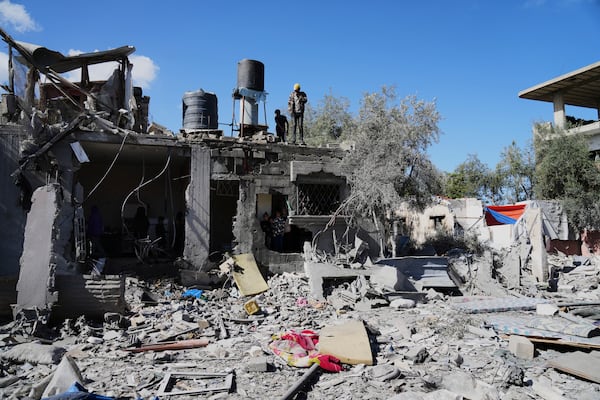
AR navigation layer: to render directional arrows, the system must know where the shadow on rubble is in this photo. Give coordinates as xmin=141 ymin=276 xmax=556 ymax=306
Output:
xmin=91 ymin=257 xmax=179 ymax=279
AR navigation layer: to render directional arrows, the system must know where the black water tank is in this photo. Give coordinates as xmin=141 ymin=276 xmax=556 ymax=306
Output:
xmin=237 ymin=59 xmax=264 ymax=91
xmin=182 ymin=89 xmax=218 ymax=130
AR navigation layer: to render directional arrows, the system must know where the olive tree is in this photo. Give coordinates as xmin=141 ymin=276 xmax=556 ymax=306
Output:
xmin=340 ymin=87 xmax=443 ymax=253
xmin=445 ymin=154 xmax=494 ymax=201
xmin=495 ymin=140 xmax=534 ymax=203
xmin=304 ymin=91 xmax=354 ymax=146
xmin=534 ymin=129 xmax=600 ymax=231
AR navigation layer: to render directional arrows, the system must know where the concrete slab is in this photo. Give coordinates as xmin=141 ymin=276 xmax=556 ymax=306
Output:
xmin=304 ymin=261 xmax=372 ymax=300
xmin=370 ymin=265 xmax=415 ymax=292
xmin=15 ymin=184 xmax=60 ymax=316
xmin=375 ymin=257 xmax=457 ymax=290
xmin=548 ymin=351 xmax=600 ymax=384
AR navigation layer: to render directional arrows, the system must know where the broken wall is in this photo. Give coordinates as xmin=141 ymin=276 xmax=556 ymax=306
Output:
xmin=15 ymin=184 xmax=60 ymax=316
xmin=235 ymin=158 xmax=305 ymax=272
xmin=393 ymin=202 xmax=455 ymax=245
xmin=49 ymin=141 xmax=79 ymax=272
xmin=228 ymin=144 xmax=349 ymax=273
xmin=448 ymin=198 xmax=488 ymax=240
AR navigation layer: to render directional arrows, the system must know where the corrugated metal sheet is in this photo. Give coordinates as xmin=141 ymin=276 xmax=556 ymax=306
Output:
xmin=53 ymin=274 xmax=126 ymax=318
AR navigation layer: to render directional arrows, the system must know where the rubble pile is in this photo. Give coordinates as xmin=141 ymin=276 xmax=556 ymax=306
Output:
xmin=1 ymin=251 xmax=600 ymax=399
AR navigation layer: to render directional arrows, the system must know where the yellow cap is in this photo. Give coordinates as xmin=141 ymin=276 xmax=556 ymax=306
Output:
xmin=294 ymin=83 xmax=301 ymax=90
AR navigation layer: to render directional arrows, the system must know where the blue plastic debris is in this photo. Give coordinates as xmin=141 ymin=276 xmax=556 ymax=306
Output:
xmin=182 ymin=288 xmax=203 ymax=299
xmin=42 ymin=382 xmax=114 ymax=400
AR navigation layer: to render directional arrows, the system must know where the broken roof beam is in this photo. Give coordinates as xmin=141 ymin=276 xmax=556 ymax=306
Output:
xmin=0 ymin=27 xmax=135 ymax=115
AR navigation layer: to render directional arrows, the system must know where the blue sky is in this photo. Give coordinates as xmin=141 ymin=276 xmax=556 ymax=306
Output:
xmin=1 ymin=0 xmax=599 ymax=172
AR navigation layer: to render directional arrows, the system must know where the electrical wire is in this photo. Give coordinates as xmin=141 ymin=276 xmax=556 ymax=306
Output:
xmin=120 ymin=150 xmax=172 ymax=232
xmin=82 ymin=131 xmax=130 ymax=204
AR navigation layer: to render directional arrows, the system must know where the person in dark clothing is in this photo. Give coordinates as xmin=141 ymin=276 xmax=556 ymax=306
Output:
xmin=288 ymin=83 xmax=308 ymax=145
xmin=155 ymin=215 xmax=167 ymax=249
xmin=88 ymin=205 xmax=105 ymax=258
xmin=133 ymin=206 xmax=149 ymax=239
xmin=174 ymin=211 xmax=185 ymax=256
xmin=260 ymin=212 xmax=273 ymax=249
xmin=271 ymin=210 xmax=285 ymax=252
xmin=274 ymin=109 xmax=288 ymax=143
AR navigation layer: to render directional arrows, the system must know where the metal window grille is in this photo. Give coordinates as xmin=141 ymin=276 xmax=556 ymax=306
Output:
xmin=214 ymin=180 xmax=239 ymax=197
xmin=297 ymin=183 xmax=341 ymax=215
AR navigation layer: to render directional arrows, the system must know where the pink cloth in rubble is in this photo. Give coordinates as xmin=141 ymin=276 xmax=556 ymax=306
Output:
xmin=269 ymin=329 xmax=342 ymax=372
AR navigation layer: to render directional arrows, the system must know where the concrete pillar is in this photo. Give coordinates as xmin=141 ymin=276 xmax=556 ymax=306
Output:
xmin=52 ymin=141 xmax=78 ymax=272
xmin=525 ymin=207 xmax=548 ymax=283
xmin=184 ymin=145 xmax=210 ymax=268
xmin=15 ymin=185 xmax=60 ymax=316
xmin=553 ymin=92 xmax=566 ymax=129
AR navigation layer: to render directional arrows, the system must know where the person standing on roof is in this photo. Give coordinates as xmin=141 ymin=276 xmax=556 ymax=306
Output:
xmin=288 ymin=83 xmax=308 ymax=145
xmin=274 ymin=109 xmax=288 ymax=143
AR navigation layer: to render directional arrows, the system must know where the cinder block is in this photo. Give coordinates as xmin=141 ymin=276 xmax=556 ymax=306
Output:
xmin=508 ymin=335 xmax=534 ymax=359
xmin=245 ymin=356 xmax=270 ymax=372
xmin=536 ymin=303 xmax=559 ymax=316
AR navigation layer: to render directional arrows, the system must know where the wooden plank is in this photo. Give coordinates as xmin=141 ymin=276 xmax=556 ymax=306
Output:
xmin=318 ymin=320 xmax=373 ymax=365
xmin=548 ymin=351 xmax=600 ymax=383
xmin=525 ymin=337 xmax=600 ymax=350
xmin=123 ymin=338 xmax=209 ymax=353
xmin=231 ymin=254 xmax=269 ymax=296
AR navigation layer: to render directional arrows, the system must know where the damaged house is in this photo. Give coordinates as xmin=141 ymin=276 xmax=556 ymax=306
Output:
xmin=0 ymin=30 xmax=354 ymax=320
xmin=519 ymin=60 xmax=600 ymax=256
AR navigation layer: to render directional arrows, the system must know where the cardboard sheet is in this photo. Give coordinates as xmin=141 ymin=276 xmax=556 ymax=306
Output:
xmin=230 ymin=254 xmax=269 ymax=296
xmin=318 ymin=319 xmax=373 ymax=365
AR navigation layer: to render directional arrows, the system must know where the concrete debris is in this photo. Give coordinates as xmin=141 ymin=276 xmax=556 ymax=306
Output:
xmin=0 ymin=255 xmax=599 ymax=399
xmin=390 ymin=298 xmax=416 ymax=309
xmin=508 ymin=335 xmax=535 ymax=360
xmin=2 ymin=28 xmax=600 ymax=400
xmin=439 ymin=371 xmax=501 ymax=400
xmin=537 ymin=303 xmax=560 ymax=316
xmin=41 ymin=355 xmax=84 ymax=398
xmin=548 ymin=351 xmax=600 ymax=384
xmin=367 ymin=363 xmax=400 ymax=381
xmin=1 ymin=342 xmax=65 ymax=365
xmin=245 ymin=356 xmax=271 ymax=372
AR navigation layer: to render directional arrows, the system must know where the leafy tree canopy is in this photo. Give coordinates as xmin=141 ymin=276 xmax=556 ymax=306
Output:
xmin=534 ymin=130 xmax=600 ymax=230
xmin=341 ymin=87 xmax=443 ymax=218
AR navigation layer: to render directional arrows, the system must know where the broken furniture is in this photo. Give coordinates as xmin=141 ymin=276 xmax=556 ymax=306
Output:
xmin=156 ymin=371 xmax=233 ymax=397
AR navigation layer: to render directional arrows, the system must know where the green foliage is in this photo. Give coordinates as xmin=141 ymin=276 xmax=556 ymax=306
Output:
xmin=445 ymin=154 xmax=498 ymax=202
xmin=419 ymin=230 xmax=487 ymax=256
xmin=495 ymin=140 xmax=534 ymax=203
xmin=303 ymin=91 xmax=354 ymax=146
xmin=342 ymin=87 xmax=443 ymax=217
xmin=534 ymin=130 xmax=600 ymax=230
xmin=445 ymin=141 xmax=534 ymax=205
